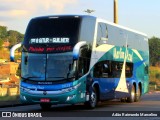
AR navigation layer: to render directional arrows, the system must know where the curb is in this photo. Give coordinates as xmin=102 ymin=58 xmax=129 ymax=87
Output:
xmin=155 ymin=91 xmax=160 ymax=93
xmin=148 ymin=91 xmax=160 ymax=94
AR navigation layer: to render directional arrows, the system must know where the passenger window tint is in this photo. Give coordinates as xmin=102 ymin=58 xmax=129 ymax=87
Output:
xmin=78 ymin=46 xmax=91 ymax=78
xmin=93 ymin=60 xmax=133 ymax=78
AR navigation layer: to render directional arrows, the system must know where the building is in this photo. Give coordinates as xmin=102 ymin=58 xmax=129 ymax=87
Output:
xmin=2 ymin=41 xmax=10 ymax=48
xmin=0 ymin=62 xmax=20 ymax=88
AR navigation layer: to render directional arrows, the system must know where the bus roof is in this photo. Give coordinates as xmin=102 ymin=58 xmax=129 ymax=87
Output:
xmin=31 ymin=14 xmax=147 ymax=38
xmin=97 ymin=18 xmax=147 ymax=37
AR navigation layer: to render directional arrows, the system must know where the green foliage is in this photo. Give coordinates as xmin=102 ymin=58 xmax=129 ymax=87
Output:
xmin=8 ymin=30 xmax=24 ymax=47
xmin=0 ymin=26 xmax=7 ymax=49
xmin=16 ymin=64 xmax=21 ymax=77
xmin=0 ymin=25 xmax=24 ymax=49
xmin=149 ymin=81 xmax=157 ymax=85
xmin=0 ymin=38 xmax=3 ymax=50
xmin=0 ymin=26 xmax=7 ymax=39
xmin=149 ymin=37 xmax=160 ymax=66
xmin=156 ymin=73 xmax=160 ymax=79
xmin=0 ymin=95 xmax=19 ymax=101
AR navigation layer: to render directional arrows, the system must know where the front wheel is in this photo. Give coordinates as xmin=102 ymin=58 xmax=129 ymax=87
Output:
xmin=85 ymin=87 xmax=98 ymax=109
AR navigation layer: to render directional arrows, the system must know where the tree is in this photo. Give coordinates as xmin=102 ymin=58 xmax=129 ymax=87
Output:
xmin=7 ymin=30 xmax=24 ymax=47
xmin=0 ymin=38 xmax=3 ymax=50
xmin=149 ymin=37 xmax=160 ymax=66
xmin=0 ymin=26 xmax=7 ymax=39
xmin=16 ymin=64 xmax=21 ymax=77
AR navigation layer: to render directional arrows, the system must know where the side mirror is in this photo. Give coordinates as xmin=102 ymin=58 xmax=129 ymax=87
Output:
xmin=10 ymin=42 xmax=22 ymax=62
xmin=73 ymin=41 xmax=87 ymax=60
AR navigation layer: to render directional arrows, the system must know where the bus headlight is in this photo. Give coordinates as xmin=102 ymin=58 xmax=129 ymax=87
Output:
xmin=20 ymin=86 xmax=30 ymax=93
xmin=62 ymin=83 xmax=81 ymax=93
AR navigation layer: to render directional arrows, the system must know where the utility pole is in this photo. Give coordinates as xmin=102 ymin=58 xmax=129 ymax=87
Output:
xmin=114 ymin=0 xmax=118 ymax=24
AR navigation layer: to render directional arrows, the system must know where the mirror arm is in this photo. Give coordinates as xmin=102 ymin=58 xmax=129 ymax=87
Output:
xmin=10 ymin=42 xmax=22 ymax=62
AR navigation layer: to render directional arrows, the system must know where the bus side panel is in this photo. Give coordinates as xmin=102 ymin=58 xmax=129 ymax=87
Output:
xmin=90 ymin=45 xmax=149 ymax=100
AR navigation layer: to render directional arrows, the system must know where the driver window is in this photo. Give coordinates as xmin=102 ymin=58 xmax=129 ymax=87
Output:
xmin=77 ymin=46 xmax=91 ymax=78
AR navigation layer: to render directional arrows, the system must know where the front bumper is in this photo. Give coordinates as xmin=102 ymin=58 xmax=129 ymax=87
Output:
xmin=20 ymin=82 xmax=85 ymax=104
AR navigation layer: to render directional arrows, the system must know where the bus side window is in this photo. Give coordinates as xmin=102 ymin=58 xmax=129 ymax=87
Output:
xmin=125 ymin=62 xmax=133 ymax=78
xmin=110 ymin=61 xmax=133 ymax=78
xmin=93 ymin=61 xmax=111 ymax=78
xmin=93 ymin=61 xmax=134 ymax=78
xmin=96 ymin=22 xmax=108 ymax=47
xmin=78 ymin=46 xmax=91 ymax=78
xmin=111 ymin=62 xmax=122 ymax=78
xmin=78 ymin=57 xmax=84 ymax=77
xmin=94 ymin=63 xmax=103 ymax=78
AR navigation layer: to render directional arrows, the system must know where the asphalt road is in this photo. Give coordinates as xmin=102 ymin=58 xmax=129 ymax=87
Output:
xmin=0 ymin=92 xmax=160 ymax=119
xmin=0 ymin=92 xmax=160 ymax=111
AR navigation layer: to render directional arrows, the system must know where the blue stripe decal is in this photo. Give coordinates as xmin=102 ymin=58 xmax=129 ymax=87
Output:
xmin=21 ymin=81 xmax=74 ymax=91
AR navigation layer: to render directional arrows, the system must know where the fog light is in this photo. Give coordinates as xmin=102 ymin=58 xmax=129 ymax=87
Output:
xmin=66 ymin=94 xmax=76 ymax=101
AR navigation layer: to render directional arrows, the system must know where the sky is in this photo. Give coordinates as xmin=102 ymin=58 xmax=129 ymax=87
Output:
xmin=0 ymin=0 xmax=160 ymax=38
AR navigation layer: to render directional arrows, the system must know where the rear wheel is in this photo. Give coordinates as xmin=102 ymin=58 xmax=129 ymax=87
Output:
xmin=85 ymin=87 xmax=98 ymax=109
xmin=120 ymin=97 xmax=127 ymax=102
xmin=135 ymin=86 xmax=141 ymax=102
xmin=40 ymin=103 xmax=52 ymax=110
xmin=127 ymin=85 xmax=136 ymax=103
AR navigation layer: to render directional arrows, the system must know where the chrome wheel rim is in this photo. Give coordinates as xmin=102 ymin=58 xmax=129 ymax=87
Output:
xmin=131 ymin=87 xmax=135 ymax=100
xmin=90 ymin=92 xmax=96 ymax=106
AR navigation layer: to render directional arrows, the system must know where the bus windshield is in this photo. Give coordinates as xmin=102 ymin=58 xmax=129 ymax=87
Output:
xmin=21 ymin=52 xmax=73 ymax=81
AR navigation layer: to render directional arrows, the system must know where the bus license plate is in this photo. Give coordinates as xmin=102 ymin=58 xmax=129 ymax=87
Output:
xmin=40 ymin=98 xmax=50 ymax=102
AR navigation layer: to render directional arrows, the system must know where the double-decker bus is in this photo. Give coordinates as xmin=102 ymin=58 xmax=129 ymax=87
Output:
xmin=10 ymin=15 xmax=149 ymax=109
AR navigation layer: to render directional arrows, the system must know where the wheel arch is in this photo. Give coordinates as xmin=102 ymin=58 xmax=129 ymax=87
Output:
xmin=92 ymin=82 xmax=100 ymax=101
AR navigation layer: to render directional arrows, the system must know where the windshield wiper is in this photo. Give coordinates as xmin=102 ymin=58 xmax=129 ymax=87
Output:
xmin=46 ymin=77 xmax=66 ymax=81
xmin=50 ymin=77 xmax=65 ymax=78
xmin=47 ymin=77 xmax=75 ymax=82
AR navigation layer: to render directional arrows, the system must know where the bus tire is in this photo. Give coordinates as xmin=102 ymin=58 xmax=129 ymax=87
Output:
xmin=120 ymin=97 xmax=127 ymax=102
xmin=127 ymin=85 xmax=136 ymax=103
xmin=135 ymin=86 xmax=141 ymax=102
xmin=40 ymin=103 xmax=51 ymax=110
xmin=85 ymin=87 xmax=98 ymax=109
